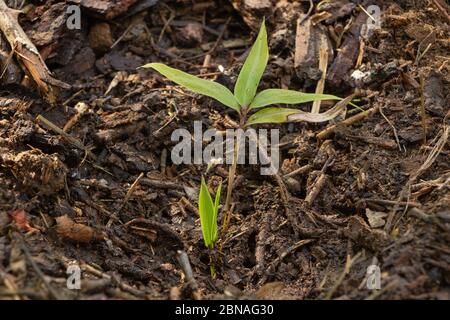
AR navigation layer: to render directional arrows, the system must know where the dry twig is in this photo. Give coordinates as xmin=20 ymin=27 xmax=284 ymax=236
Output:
xmin=176 ymin=250 xmax=201 ymax=300
xmin=317 ymin=103 xmax=378 ymax=140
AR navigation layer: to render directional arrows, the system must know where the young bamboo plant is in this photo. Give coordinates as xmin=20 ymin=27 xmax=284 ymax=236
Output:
xmin=198 ymin=177 xmax=221 ymax=277
xmin=142 ymin=19 xmax=349 ymax=258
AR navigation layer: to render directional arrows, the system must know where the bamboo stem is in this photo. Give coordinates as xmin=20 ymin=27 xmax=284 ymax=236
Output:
xmin=219 ymin=108 xmax=248 ymax=249
xmin=220 ymin=136 xmax=238 ymax=242
xmin=209 ymin=249 xmax=216 ymax=278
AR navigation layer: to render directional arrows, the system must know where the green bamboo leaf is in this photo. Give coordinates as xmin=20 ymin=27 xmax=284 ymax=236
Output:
xmin=212 ymin=182 xmax=221 ymax=243
xmin=245 ymin=97 xmax=350 ymax=126
xmin=199 ymin=177 xmax=215 ymax=248
xmin=249 ymin=89 xmax=341 ymax=109
xmin=142 ymin=63 xmax=240 ymax=111
xmin=234 ymin=19 xmax=268 ymax=107
xmin=246 ymin=108 xmax=299 ymax=126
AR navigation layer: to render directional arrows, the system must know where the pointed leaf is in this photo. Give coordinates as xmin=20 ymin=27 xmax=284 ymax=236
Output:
xmin=212 ymin=182 xmax=221 ymax=243
xmin=142 ymin=63 xmax=240 ymax=110
xmin=199 ymin=177 xmax=215 ymax=248
xmin=246 ymin=108 xmax=299 ymax=126
xmin=234 ymin=19 xmax=269 ymax=107
xmin=246 ymin=97 xmax=350 ymax=126
xmin=249 ymin=89 xmax=341 ymax=109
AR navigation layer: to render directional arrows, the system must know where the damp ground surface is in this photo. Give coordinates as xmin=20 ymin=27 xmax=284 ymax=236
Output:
xmin=0 ymin=0 xmax=449 ymax=299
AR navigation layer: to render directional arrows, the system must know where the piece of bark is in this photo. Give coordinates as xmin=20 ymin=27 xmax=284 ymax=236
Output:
xmin=27 ymin=3 xmax=69 ymax=48
xmin=424 ymin=71 xmax=446 ymax=117
xmin=27 ymin=2 xmax=85 ymax=68
xmin=327 ymin=0 xmax=381 ymax=87
xmin=69 ymin=0 xmax=140 ymax=20
xmin=326 ymin=11 xmax=366 ymax=87
xmin=294 ymin=13 xmax=333 ymax=83
xmin=0 ymin=0 xmax=70 ymax=103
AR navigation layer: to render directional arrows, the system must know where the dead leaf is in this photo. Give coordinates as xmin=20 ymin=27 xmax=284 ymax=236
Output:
xmin=366 ymin=209 xmax=388 ymax=228
xmin=55 ymin=215 xmax=101 ymax=243
xmin=8 ymin=209 xmax=38 ymax=233
xmin=255 ymin=282 xmax=285 ymax=299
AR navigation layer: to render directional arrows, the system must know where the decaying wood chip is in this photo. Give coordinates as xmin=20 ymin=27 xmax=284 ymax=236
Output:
xmin=229 ymin=0 xmax=272 ymax=30
xmin=365 ymin=209 xmax=388 ymax=228
xmin=56 ymin=215 xmax=103 ymax=243
xmin=88 ymin=23 xmax=114 ymax=53
xmin=0 ymin=0 xmax=70 ymax=103
xmin=344 ymin=216 xmax=388 ymax=251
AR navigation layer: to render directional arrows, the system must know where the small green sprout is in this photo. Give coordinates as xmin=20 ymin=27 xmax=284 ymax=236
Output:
xmin=198 ymin=176 xmax=221 ymax=249
xmin=198 ymin=177 xmax=221 ymax=276
xmin=142 ymin=19 xmax=352 ymax=268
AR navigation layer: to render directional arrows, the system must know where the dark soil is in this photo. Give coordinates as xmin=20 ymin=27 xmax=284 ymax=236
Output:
xmin=0 ymin=0 xmax=449 ymax=300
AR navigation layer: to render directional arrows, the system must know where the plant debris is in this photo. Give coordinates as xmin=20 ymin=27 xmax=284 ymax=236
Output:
xmin=0 ymin=0 xmax=449 ymax=301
